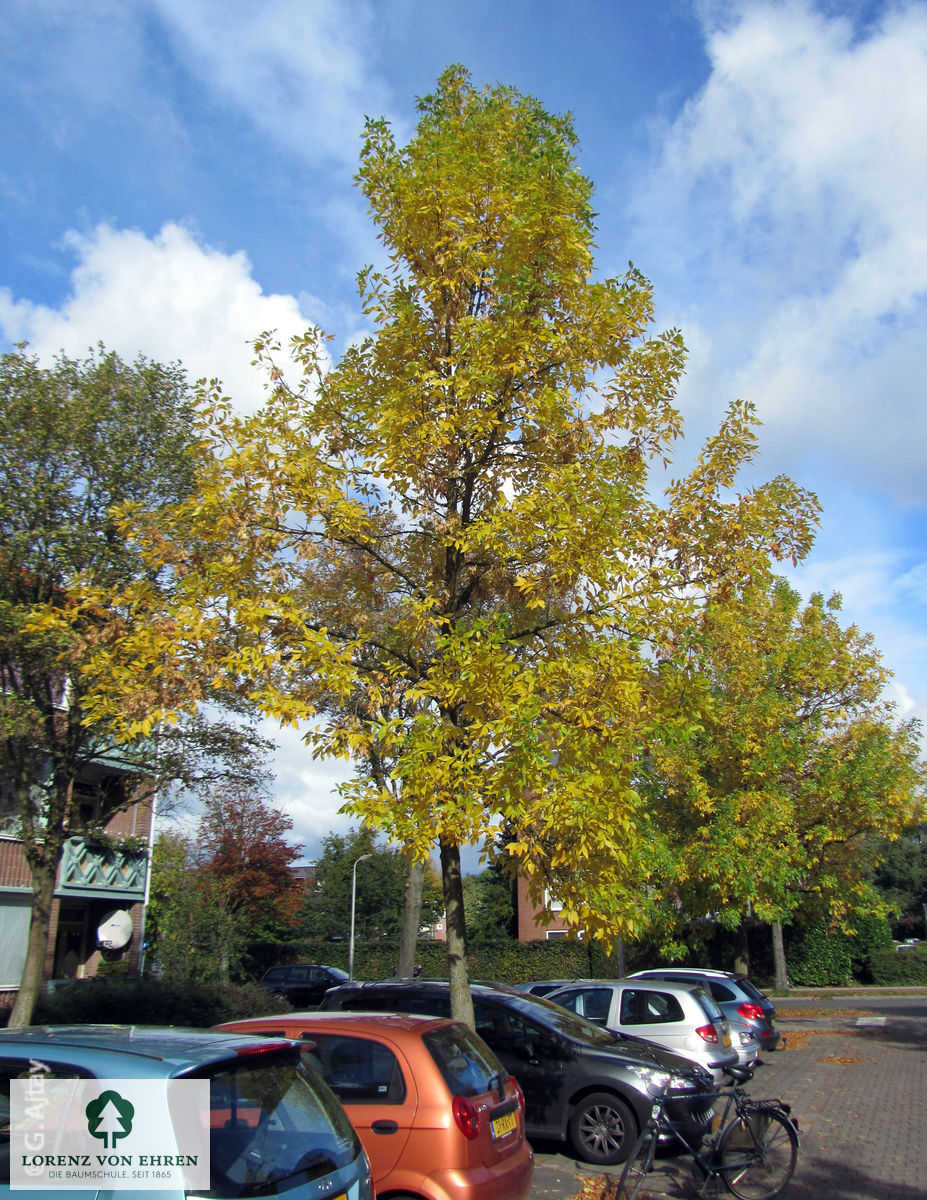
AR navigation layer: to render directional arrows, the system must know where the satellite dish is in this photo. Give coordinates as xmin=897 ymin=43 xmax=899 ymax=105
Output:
xmin=97 ymin=909 xmax=133 ymax=950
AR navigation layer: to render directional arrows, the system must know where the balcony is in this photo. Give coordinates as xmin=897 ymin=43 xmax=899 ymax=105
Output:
xmin=57 ymin=836 xmax=148 ymax=900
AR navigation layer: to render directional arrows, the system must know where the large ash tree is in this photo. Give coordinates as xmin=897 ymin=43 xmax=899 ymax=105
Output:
xmin=87 ymin=69 xmax=818 ymax=1023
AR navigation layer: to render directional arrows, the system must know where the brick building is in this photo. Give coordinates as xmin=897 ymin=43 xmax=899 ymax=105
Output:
xmin=515 ymin=876 xmax=573 ymax=940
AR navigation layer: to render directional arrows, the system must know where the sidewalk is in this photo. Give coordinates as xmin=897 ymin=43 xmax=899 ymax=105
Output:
xmin=529 ymin=1004 xmax=927 ymax=1199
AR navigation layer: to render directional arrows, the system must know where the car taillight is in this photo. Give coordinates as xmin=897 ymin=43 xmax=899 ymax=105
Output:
xmin=696 ymin=1024 xmax=719 ymax=1044
xmin=453 ymin=1094 xmax=481 ymax=1140
xmin=511 ymin=1076 xmax=526 ymax=1115
xmin=737 ymin=1003 xmax=766 ymax=1021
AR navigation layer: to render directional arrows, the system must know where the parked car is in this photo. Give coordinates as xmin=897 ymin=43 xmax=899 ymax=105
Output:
xmin=629 ymin=968 xmax=781 ymax=1052
xmin=319 ymin=979 xmax=718 ymax=1165
xmin=511 ymin=980 xmax=580 ymax=997
xmin=215 ymin=1011 xmax=534 ymax=1200
xmin=260 ymin=962 xmax=350 ymax=1007
xmin=0 ymin=1025 xmax=372 ymax=1200
xmin=544 ymin=978 xmax=740 ymax=1082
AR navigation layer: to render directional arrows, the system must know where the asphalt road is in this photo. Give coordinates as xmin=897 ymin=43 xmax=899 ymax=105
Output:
xmin=529 ymin=989 xmax=927 ymax=1200
xmin=776 ymin=989 xmax=927 ymax=1020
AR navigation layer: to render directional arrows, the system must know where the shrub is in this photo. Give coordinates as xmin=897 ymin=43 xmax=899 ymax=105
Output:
xmin=785 ymin=924 xmax=853 ymax=986
xmin=868 ymin=947 xmax=927 ymax=986
xmin=845 ymin=913 xmax=894 ymax=983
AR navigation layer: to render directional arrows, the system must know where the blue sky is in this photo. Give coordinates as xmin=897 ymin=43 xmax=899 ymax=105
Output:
xmin=3 ymin=0 xmax=926 ymax=862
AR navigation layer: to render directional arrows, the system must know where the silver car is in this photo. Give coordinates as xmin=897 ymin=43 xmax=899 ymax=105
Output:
xmin=546 ymin=978 xmax=740 ymax=1083
xmin=629 ymin=968 xmax=780 ymax=1054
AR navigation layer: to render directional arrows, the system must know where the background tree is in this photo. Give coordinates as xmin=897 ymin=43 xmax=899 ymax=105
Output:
xmin=462 ymin=864 xmax=517 ymax=944
xmin=146 ymin=784 xmax=300 ymax=982
xmin=0 ymin=345 xmax=268 ymax=1024
xmin=194 ymin=780 xmax=303 ymax=980
xmin=640 ymin=577 xmax=926 ymax=983
xmin=868 ymin=824 xmax=927 ymax=938
xmin=302 ymin=828 xmax=443 ymax=944
xmin=84 ymin=68 xmax=818 ymax=1022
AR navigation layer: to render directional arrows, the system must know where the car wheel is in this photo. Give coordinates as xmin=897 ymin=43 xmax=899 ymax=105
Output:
xmin=567 ymin=1091 xmax=637 ymax=1165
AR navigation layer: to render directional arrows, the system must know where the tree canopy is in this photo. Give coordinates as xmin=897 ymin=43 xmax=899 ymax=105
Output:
xmin=0 ymin=344 xmax=269 ymax=1025
xmin=302 ymin=828 xmax=443 ymax=943
xmin=78 ymin=68 xmax=820 ymax=1020
xmin=147 ymin=783 xmax=302 ymax=983
xmin=640 ymin=578 xmax=926 ymax=938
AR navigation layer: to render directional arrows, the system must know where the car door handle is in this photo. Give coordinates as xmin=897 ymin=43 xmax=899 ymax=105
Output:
xmin=371 ymin=1120 xmax=399 ymax=1135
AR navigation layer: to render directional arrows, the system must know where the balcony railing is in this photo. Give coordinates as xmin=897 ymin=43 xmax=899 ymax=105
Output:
xmin=57 ymin=836 xmax=148 ymax=900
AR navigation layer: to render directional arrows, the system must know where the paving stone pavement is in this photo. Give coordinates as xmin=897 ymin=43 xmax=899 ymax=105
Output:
xmin=529 ymin=1006 xmax=927 ymax=1200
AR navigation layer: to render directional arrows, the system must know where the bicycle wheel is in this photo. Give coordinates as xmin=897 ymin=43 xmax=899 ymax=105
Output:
xmin=616 ymin=1127 xmax=656 ymax=1200
xmin=717 ymin=1106 xmax=798 ymax=1200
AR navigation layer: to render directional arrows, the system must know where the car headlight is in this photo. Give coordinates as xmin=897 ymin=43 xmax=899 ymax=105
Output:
xmin=628 ymin=1066 xmax=673 ymax=1093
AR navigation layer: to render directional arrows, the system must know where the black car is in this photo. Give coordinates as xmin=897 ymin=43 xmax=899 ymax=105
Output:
xmin=261 ymin=962 xmax=350 ymax=1007
xmin=319 ymin=979 xmax=717 ymax=1165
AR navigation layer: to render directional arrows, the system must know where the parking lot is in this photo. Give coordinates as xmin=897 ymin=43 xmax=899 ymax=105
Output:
xmin=529 ymin=996 xmax=927 ymax=1199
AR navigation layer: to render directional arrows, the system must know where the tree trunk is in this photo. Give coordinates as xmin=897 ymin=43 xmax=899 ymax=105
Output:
xmin=440 ymin=837 xmax=473 ymax=1027
xmin=397 ymin=859 xmax=424 ymax=978
xmin=9 ymin=855 xmax=57 ymax=1027
xmin=218 ymin=941 xmax=231 ymax=987
xmin=772 ymin=921 xmax=789 ymax=993
xmin=733 ymin=921 xmax=750 ymax=977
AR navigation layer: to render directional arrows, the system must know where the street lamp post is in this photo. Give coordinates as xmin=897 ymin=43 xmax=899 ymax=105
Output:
xmin=348 ymin=853 xmax=373 ymax=982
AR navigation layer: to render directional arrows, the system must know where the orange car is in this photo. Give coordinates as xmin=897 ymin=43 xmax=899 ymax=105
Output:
xmin=214 ymin=1011 xmax=534 ymax=1200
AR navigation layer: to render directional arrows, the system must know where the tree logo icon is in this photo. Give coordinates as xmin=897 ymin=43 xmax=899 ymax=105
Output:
xmin=86 ymin=1090 xmax=135 ymax=1149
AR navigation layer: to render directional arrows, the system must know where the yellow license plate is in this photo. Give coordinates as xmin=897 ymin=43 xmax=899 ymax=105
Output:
xmin=491 ymin=1111 xmax=518 ymax=1140
xmin=723 ymin=1033 xmax=731 ymax=1047
xmin=771 ymin=1019 xmax=776 ymax=1028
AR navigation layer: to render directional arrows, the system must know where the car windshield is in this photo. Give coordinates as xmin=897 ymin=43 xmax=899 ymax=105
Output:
xmin=497 ymin=990 xmax=626 ymax=1047
xmin=188 ymin=1048 xmax=360 ymax=1197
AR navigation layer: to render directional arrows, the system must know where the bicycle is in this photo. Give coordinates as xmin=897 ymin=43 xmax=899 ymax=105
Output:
xmin=616 ymin=1064 xmax=800 ymax=1200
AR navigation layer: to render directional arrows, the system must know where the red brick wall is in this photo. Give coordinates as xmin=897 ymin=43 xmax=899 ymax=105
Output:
xmin=515 ymin=876 xmax=571 ymax=941
xmin=0 ymin=837 xmax=31 ymax=889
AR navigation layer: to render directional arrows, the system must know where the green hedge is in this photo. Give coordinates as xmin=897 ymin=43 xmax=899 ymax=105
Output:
xmin=868 ymin=948 xmax=927 ymax=986
xmin=244 ymin=923 xmax=903 ymax=991
xmin=783 ymin=916 xmax=898 ymax=987
xmin=242 ymin=936 xmax=649 ymax=986
xmin=784 ymin=924 xmax=853 ymax=986
xmin=28 ymin=978 xmax=289 ymax=1028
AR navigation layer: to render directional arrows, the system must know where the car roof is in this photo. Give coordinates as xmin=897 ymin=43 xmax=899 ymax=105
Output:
xmin=0 ymin=1025 xmax=293 ymax=1074
xmin=551 ymin=977 xmax=708 ymax=991
xmin=216 ymin=1011 xmax=459 ymax=1036
xmin=263 ymin=963 xmax=347 ymax=973
xmin=516 ymin=979 xmax=585 ymax=987
xmin=632 ymin=968 xmax=736 ymax=980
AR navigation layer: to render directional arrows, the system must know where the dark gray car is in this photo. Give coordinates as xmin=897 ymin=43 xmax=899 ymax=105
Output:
xmin=319 ymin=979 xmax=718 ymax=1166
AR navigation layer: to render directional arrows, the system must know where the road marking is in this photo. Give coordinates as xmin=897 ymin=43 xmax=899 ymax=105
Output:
xmin=855 ymin=1016 xmax=887 ymax=1026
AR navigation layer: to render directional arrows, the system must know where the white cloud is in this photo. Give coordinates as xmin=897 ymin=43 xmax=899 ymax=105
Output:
xmin=635 ymin=1 xmax=927 ymax=501
xmin=0 ymin=221 xmax=318 ymax=409
xmin=0 ymin=220 xmax=350 ymax=840
xmin=270 ymin=721 xmax=355 ymax=859
xmin=151 ymin=0 xmax=394 ymax=163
